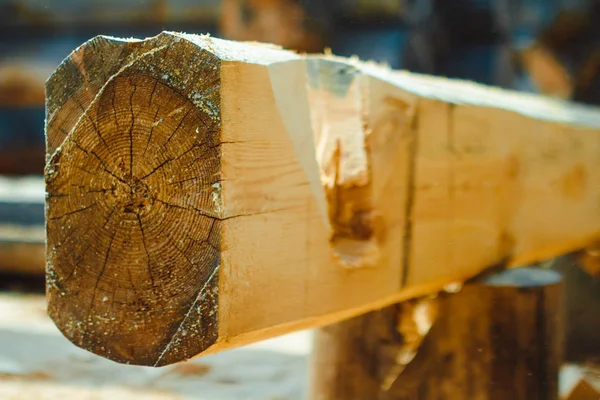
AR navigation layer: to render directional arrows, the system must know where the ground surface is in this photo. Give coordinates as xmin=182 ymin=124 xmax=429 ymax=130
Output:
xmin=0 ymin=294 xmax=311 ymax=400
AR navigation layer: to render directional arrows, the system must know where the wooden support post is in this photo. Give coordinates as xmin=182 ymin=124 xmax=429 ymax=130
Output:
xmin=46 ymin=32 xmax=600 ymax=366
xmin=310 ymin=268 xmax=564 ymax=400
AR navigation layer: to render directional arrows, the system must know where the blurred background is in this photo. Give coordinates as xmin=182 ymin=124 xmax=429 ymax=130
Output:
xmin=1 ymin=0 xmax=599 ymax=176
xmin=0 ymin=0 xmax=599 ymax=398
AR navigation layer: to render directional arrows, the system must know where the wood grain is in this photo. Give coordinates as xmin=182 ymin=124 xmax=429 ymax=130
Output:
xmin=46 ymin=32 xmax=600 ymax=366
xmin=46 ymin=34 xmax=222 ymax=366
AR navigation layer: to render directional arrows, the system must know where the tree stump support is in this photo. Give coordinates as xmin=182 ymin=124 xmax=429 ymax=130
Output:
xmin=310 ymin=267 xmax=564 ymax=400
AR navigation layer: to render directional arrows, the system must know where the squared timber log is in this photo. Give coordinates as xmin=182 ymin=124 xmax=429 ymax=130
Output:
xmin=45 ymin=32 xmax=600 ymax=366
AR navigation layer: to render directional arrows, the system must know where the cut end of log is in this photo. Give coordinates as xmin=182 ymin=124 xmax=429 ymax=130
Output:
xmin=45 ymin=33 xmax=223 ymax=366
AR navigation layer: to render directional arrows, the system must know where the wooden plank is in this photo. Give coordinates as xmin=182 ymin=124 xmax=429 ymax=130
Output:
xmin=45 ymin=32 xmax=600 ymax=366
xmin=310 ymin=268 xmax=564 ymax=400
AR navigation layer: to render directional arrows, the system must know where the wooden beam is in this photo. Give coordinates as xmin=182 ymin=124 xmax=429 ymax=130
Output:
xmin=45 ymin=32 xmax=600 ymax=366
xmin=310 ymin=268 xmax=564 ymax=400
